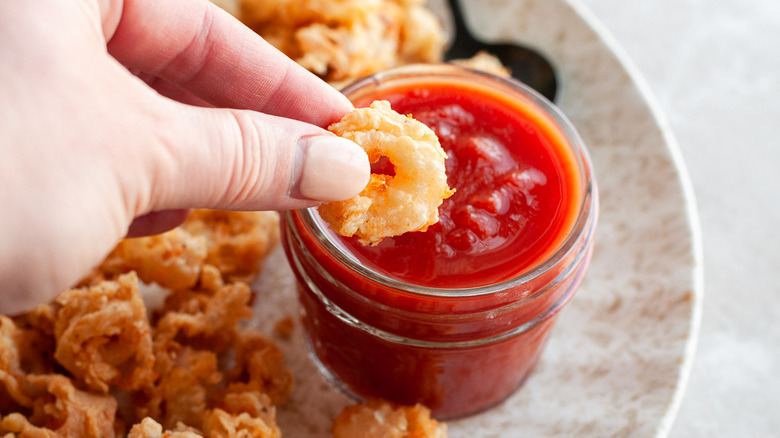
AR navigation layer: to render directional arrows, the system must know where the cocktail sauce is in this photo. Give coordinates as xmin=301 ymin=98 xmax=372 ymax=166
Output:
xmin=282 ymin=65 xmax=598 ymax=419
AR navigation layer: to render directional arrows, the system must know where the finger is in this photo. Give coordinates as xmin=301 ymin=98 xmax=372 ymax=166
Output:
xmin=131 ymin=98 xmax=370 ymax=215
xmin=126 ymin=209 xmax=191 ymax=237
xmin=105 ymin=0 xmax=351 ymax=127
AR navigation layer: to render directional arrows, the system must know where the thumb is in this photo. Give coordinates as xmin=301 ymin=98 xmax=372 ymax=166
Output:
xmin=134 ymin=101 xmax=370 ymax=216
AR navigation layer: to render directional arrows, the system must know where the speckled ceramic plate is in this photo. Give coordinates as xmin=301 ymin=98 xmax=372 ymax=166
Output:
xmin=249 ymin=0 xmax=704 ymax=436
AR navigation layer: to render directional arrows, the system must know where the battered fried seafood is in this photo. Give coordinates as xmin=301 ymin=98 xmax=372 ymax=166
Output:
xmin=10 ymin=304 xmax=57 ymax=377
xmin=92 ymin=228 xmax=207 ymax=291
xmin=0 ymin=374 xmax=118 ymax=438
xmin=218 ymin=329 xmax=293 ymax=406
xmin=1 ymin=316 xmax=35 ymax=410
xmin=133 ymin=345 xmax=222 ymax=430
xmin=152 ymin=268 xmax=254 ymax=352
xmin=320 ymin=100 xmax=454 ymax=245
xmin=238 ymin=0 xmax=445 ymax=87
xmin=180 ymin=210 xmax=280 ymax=284
xmin=201 ymin=392 xmax=281 ymax=438
xmin=53 ymin=272 xmax=155 ymax=393
xmin=127 ymin=393 xmax=281 ymax=438
xmin=450 ymin=51 xmax=511 ymax=77
xmin=127 ymin=417 xmax=202 ymax=438
xmin=2 ymin=276 xmax=291 ymax=438
xmin=134 ymin=279 xmax=250 ymax=429
xmin=90 ymin=210 xmax=279 ymax=290
xmin=332 ymin=399 xmax=447 ymax=438
xmin=132 ymin=267 xmax=291 ymax=432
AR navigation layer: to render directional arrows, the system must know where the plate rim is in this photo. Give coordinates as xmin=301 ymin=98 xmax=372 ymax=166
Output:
xmin=563 ymin=0 xmax=705 ymax=435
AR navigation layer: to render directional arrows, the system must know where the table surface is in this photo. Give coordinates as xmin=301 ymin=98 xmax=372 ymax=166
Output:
xmin=574 ymin=0 xmax=780 ymax=436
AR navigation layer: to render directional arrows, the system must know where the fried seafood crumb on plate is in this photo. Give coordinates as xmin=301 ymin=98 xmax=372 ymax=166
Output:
xmin=332 ymin=399 xmax=447 ymax=438
xmin=319 ymin=100 xmax=455 ymax=246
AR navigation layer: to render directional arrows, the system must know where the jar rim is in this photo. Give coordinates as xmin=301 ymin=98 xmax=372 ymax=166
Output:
xmin=289 ymin=64 xmax=598 ymax=298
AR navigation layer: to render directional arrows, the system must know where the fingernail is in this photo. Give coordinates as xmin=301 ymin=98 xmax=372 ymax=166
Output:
xmin=293 ymin=135 xmax=370 ymax=201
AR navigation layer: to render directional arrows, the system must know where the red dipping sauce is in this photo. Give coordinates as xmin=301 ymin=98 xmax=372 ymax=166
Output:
xmin=282 ymin=65 xmax=598 ymax=419
xmin=345 ymin=81 xmax=581 ymax=288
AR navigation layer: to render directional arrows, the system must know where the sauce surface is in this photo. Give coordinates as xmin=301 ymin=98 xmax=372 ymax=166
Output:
xmin=338 ymin=82 xmax=582 ymax=288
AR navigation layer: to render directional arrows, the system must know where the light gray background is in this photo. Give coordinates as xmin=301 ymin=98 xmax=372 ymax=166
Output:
xmin=577 ymin=0 xmax=780 ymax=436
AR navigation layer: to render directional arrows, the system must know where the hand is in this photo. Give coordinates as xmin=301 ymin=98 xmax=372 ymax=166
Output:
xmin=0 ymin=0 xmax=370 ymax=314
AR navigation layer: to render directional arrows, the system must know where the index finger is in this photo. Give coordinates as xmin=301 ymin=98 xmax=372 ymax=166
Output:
xmin=104 ymin=0 xmax=352 ymax=127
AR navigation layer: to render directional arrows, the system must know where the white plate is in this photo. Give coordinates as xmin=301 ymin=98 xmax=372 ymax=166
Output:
xmin=251 ymin=0 xmax=704 ymax=436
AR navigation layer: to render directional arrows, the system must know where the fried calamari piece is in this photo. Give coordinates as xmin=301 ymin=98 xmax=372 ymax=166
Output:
xmin=134 ymin=277 xmax=255 ymax=430
xmin=202 ymin=392 xmax=281 ymax=438
xmin=89 ymin=210 xmax=279 ymax=290
xmin=127 ymin=417 xmax=203 ymax=438
xmin=133 ymin=328 xmax=289 ymax=433
xmin=96 ymin=228 xmax=208 ymax=291
xmin=202 ymin=409 xmax=278 ymax=438
xmin=398 ymin=2 xmax=445 ymax=67
xmin=212 ymin=391 xmax=277 ymax=420
xmin=450 ymin=51 xmax=511 ymax=77
xmin=294 ymin=17 xmax=401 ymax=87
xmin=0 ymin=317 xmax=34 ymax=410
xmin=238 ymin=0 xmax=444 ymax=86
xmin=133 ymin=332 xmax=289 ymax=433
xmin=132 ymin=266 xmax=290 ymax=431
xmin=179 ymin=210 xmax=280 ymax=284
xmin=0 ymin=374 xmax=118 ymax=438
xmin=53 ymin=273 xmax=155 ymax=393
xmin=218 ymin=329 xmax=293 ymax=406
xmin=128 ymin=393 xmax=282 ymax=438
xmin=0 ymin=413 xmax=56 ymax=438
xmin=10 ymin=304 xmax=57 ymax=376
xmin=133 ymin=345 xmax=222 ymax=431
xmin=11 ymin=303 xmax=56 ymax=338
xmin=153 ymin=277 xmax=254 ymax=353
xmin=332 ymin=399 xmax=447 ymax=438
xmin=320 ymin=100 xmax=454 ymax=245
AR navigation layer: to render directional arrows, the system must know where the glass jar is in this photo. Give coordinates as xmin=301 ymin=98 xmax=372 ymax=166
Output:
xmin=282 ymin=64 xmax=598 ymax=419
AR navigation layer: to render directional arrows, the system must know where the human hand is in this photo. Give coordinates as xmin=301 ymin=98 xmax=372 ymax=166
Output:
xmin=0 ymin=0 xmax=369 ymax=314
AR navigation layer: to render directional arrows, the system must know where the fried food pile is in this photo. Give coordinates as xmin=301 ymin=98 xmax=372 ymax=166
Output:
xmin=1 ymin=210 xmax=289 ymax=438
xmin=1 ymin=210 xmax=448 ymax=437
xmin=320 ymin=101 xmax=455 ymax=245
xmin=238 ymin=0 xmax=445 ymax=88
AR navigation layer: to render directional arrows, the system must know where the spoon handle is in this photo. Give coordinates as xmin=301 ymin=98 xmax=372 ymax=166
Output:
xmin=445 ymin=0 xmax=479 ymax=58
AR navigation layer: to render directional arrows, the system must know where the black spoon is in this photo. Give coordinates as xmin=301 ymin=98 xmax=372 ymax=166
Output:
xmin=443 ymin=0 xmax=558 ymax=101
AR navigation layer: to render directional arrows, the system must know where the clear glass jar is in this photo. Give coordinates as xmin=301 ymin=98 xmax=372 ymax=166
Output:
xmin=282 ymin=64 xmax=598 ymax=419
